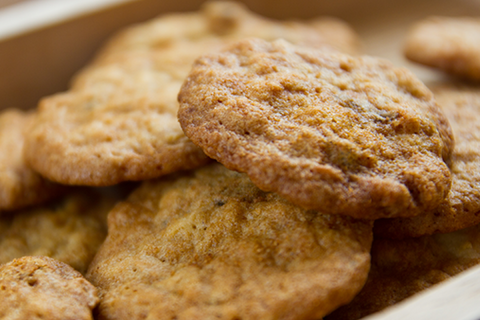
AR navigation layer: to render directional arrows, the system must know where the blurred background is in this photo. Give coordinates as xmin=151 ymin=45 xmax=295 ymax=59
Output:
xmin=1 ymin=0 xmax=480 ymax=109
xmin=0 ymin=0 xmax=21 ymax=9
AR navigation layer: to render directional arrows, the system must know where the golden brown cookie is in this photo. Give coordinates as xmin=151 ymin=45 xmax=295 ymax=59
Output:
xmin=25 ymin=55 xmax=211 ymax=186
xmin=178 ymin=38 xmax=454 ymax=219
xmin=87 ymin=163 xmax=373 ymax=320
xmin=326 ymin=222 xmax=480 ymax=320
xmin=0 ymin=109 xmax=64 ymax=211
xmin=375 ymin=84 xmax=480 ymax=238
xmin=405 ymin=17 xmax=480 ymax=81
xmin=0 ymin=256 xmax=98 ymax=320
xmin=0 ymin=190 xmax=116 ymax=274
xmin=25 ymin=1 xmax=360 ymax=187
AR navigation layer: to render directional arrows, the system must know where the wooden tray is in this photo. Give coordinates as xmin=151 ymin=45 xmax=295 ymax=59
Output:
xmin=1 ymin=0 xmax=480 ymax=318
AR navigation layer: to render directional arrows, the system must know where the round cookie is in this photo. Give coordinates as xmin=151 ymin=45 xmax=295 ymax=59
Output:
xmin=25 ymin=1 xmax=360 ymax=187
xmin=0 ymin=256 xmax=98 ymax=320
xmin=0 ymin=109 xmax=64 ymax=211
xmin=405 ymin=17 xmax=480 ymax=81
xmin=326 ymin=221 xmax=480 ymax=320
xmin=87 ymin=163 xmax=373 ymax=320
xmin=375 ymin=84 xmax=480 ymax=238
xmin=0 ymin=189 xmax=116 ymax=274
xmin=178 ymin=38 xmax=454 ymax=219
xmin=26 ymin=51 xmax=211 ymax=186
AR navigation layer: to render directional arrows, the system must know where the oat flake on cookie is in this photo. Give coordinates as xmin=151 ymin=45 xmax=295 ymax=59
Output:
xmin=178 ymin=38 xmax=454 ymax=219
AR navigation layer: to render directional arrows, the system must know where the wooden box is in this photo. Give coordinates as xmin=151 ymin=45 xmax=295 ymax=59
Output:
xmin=1 ymin=0 xmax=479 ymax=318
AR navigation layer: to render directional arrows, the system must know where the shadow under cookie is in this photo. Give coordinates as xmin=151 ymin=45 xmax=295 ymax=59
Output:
xmin=0 ymin=109 xmax=65 ymax=212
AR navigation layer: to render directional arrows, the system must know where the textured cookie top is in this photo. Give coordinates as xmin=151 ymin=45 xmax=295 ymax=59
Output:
xmin=25 ymin=1 xmax=360 ymax=187
xmin=25 ymin=51 xmax=211 ymax=186
xmin=0 ymin=190 xmax=116 ymax=274
xmin=405 ymin=16 xmax=480 ymax=81
xmin=94 ymin=1 xmax=360 ymax=60
xmin=87 ymin=164 xmax=373 ymax=320
xmin=327 ymin=221 xmax=480 ymax=320
xmin=178 ymin=38 xmax=454 ymax=219
xmin=375 ymin=85 xmax=480 ymax=238
xmin=0 ymin=256 xmax=98 ymax=320
xmin=0 ymin=109 xmax=64 ymax=211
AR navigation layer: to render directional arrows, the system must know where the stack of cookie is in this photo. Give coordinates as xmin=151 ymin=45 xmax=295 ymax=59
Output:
xmin=1 ymin=2 xmax=480 ymax=319
xmin=328 ymin=17 xmax=480 ymax=319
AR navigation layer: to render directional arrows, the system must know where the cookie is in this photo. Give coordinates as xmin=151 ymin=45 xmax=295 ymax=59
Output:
xmin=404 ymin=16 xmax=480 ymax=81
xmin=0 ymin=190 xmax=116 ymax=274
xmin=0 ymin=256 xmax=98 ymax=320
xmin=93 ymin=1 xmax=360 ymax=61
xmin=25 ymin=54 xmax=211 ymax=186
xmin=375 ymin=84 xmax=480 ymax=238
xmin=326 ymin=221 xmax=480 ymax=320
xmin=0 ymin=109 xmax=64 ymax=211
xmin=87 ymin=163 xmax=373 ymax=320
xmin=178 ymin=38 xmax=454 ymax=219
xmin=25 ymin=1 xmax=360 ymax=187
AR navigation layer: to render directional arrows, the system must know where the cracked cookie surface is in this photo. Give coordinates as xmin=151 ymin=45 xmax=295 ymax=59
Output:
xmin=0 ymin=256 xmax=98 ymax=320
xmin=375 ymin=84 xmax=480 ymax=238
xmin=87 ymin=163 xmax=373 ymax=320
xmin=178 ymin=38 xmax=453 ymax=219
xmin=0 ymin=190 xmax=116 ymax=274
xmin=25 ymin=1 xmax=359 ymax=186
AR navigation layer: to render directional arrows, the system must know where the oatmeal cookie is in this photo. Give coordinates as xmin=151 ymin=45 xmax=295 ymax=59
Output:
xmin=375 ymin=84 xmax=480 ymax=238
xmin=178 ymin=38 xmax=453 ymax=219
xmin=87 ymin=163 xmax=373 ymax=320
xmin=25 ymin=1 xmax=359 ymax=186
xmin=405 ymin=16 xmax=480 ymax=81
xmin=0 ymin=109 xmax=64 ymax=211
xmin=0 ymin=190 xmax=116 ymax=274
xmin=0 ymin=256 xmax=98 ymax=320
xmin=326 ymin=221 xmax=480 ymax=320
xmin=25 ymin=52 xmax=211 ymax=186
xmin=93 ymin=1 xmax=360 ymax=61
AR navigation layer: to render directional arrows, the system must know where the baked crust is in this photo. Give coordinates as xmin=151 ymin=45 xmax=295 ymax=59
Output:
xmin=24 ymin=1 xmax=360 ymax=186
xmin=327 ymin=221 xmax=480 ymax=320
xmin=178 ymin=38 xmax=453 ymax=219
xmin=0 ymin=109 xmax=64 ymax=211
xmin=405 ymin=16 xmax=480 ymax=81
xmin=0 ymin=256 xmax=98 ymax=320
xmin=87 ymin=163 xmax=373 ymax=320
xmin=0 ymin=190 xmax=116 ymax=274
xmin=375 ymin=84 xmax=480 ymax=238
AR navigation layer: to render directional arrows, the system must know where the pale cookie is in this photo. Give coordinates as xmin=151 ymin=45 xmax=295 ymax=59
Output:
xmin=405 ymin=16 xmax=480 ymax=81
xmin=0 ymin=190 xmax=116 ymax=274
xmin=87 ymin=163 xmax=373 ymax=320
xmin=25 ymin=1 xmax=360 ymax=187
xmin=178 ymin=38 xmax=454 ymax=219
xmin=92 ymin=1 xmax=360 ymax=62
xmin=0 ymin=256 xmax=98 ymax=320
xmin=375 ymin=84 xmax=480 ymax=238
xmin=0 ymin=109 xmax=64 ymax=211
xmin=327 ymin=222 xmax=480 ymax=320
xmin=25 ymin=53 xmax=211 ymax=186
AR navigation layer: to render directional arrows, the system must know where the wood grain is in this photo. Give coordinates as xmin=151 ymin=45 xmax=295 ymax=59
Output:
xmin=362 ymin=263 xmax=480 ymax=320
